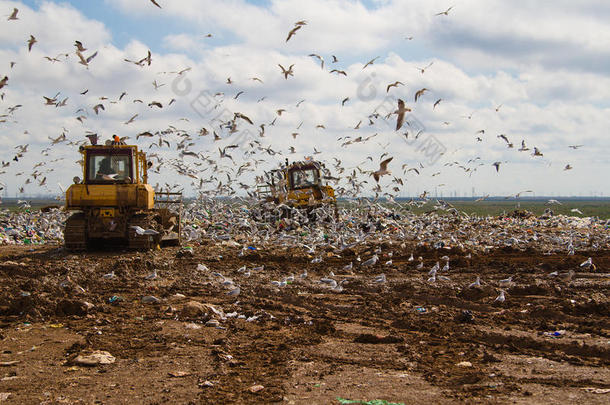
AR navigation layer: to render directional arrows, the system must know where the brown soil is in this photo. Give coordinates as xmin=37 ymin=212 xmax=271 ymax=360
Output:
xmin=0 ymin=243 xmax=608 ymax=404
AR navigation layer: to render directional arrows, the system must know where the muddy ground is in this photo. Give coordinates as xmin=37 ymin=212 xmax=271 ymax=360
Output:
xmin=0 ymin=242 xmax=608 ymax=404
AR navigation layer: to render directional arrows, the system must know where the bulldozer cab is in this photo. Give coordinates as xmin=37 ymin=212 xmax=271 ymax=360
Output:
xmin=87 ymin=151 xmax=132 ymax=183
xmin=288 ymin=163 xmax=321 ymax=190
xmin=81 ymin=145 xmax=147 ymax=185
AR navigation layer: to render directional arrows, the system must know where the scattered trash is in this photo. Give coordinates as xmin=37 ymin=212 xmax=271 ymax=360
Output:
xmin=581 ymin=388 xmax=610 ymax=394
xmin=108 ymin=296 xmax=123 ymax=304
xmin=141 ymin=295 xmax=160 ymax=304
xmin=543 ymin=330 xmax=566 ymax=338
xmin=248 ymin=384 xmax=264 ymax=393
xmin=72 ymin=351 xmax=115 ymax=366
xmin=336 ymin=398 xmax=405 ymax=405
xmin=168 ymin=371 xmax=191 ymax=378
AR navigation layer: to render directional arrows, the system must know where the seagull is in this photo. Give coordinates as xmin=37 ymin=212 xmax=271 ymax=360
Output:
xmin=564 ymin=164 xmax=573 ymax=171
xmin=414 ymin=88 xmax=428 ymax=102
xmin=362 ymin=56 xmax=380 ymax=69
xmin=144 ymin=269 xmax=158 ymax=280
xmin=373 ymin=157 xmax=393 ymax=182
xmin=343 ymin=262 xmax=353 ymax=271
xmin=492 ymin=162 xmax=501 ymax=172
xmin=579 ymin=257 xmax=595 ymax=270
xmin=571 ymin=208 xmax=584 ymax=215
xmin=373 ymin=274 xmax=386 ymax=283
xmin=495 ymin=290 xmax=506 ymax=303
xmin=286 ymin=25 xmax=302 ymax=42
xmin=395 ymin=99 xmax=411 ymax=130
xmin=468 ymin=276 xmax=481 ymax=288
xmin=386 ymin=81 xmax=404 ymax=93
xmin=102 ymin=270 xmax=116 ymax=280
xmin=416 ymin=62 xmax=433 ymax=74
xmin=550 ymin=270 xmax=574 ymax=283
xmin=150 ymin=0 xmax=162 ymax=8
xmin=131 ymin=225 xmax=159 ymax=235
xmin=7 ymin=8 xmax=18 ymax=20
xmin=278 ymin=64 xmax=294 ymax=79
xmin=27 ymin=35 xmax=37 ymax=52
xmin=435 ymin=6 xmax=454 ymax=16
xmin=361 ymin=254 xmax=379 ymax=267
xmin=308 ymin=53 xmax=324 ymax=69
xmin=320 ymin=278 xmax=337 ymax=288
xmin=299 ymin=270 xmax=308 ymax=279
xmin=497 ymin=276 xmax=513 ymax=288
xmin=226 ymin=287 xmax=240 ymax=296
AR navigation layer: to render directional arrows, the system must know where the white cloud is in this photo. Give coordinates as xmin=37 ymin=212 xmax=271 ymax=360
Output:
xmin=0 ymin=0 xmax=609 ymax=199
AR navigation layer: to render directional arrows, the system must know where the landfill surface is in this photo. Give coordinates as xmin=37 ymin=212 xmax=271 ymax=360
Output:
xmin=0 ymin=202 xmax=609 ymax=404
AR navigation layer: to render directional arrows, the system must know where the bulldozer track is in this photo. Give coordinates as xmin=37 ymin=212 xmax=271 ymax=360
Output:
xmin=64 ymin=213 xmax=87 ymax=252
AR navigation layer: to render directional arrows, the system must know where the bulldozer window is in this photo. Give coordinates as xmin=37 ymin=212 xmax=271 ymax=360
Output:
xmin=88 ymin=154 xmax=132 ymax=182
xmin=290 ymin=169 xmax=318 ymax=189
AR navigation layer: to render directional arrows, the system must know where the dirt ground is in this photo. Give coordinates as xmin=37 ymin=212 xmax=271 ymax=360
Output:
xmin=0 ymin=242 xmax=608 ymax=404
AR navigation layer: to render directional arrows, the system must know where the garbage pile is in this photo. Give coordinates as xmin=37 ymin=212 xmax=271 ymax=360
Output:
xmin=1 ymin=199 xmax=609 ymax=253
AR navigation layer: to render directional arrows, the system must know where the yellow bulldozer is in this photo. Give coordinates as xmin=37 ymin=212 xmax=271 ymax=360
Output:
xmin=63 ymin=138 xmax=181 ymax=251
xmin=256 ymin=159 xmax=337 ymax=219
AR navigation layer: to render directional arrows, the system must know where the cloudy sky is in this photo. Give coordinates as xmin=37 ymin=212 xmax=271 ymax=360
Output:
xmin=0 ymin=0 xmax=609 ymax=199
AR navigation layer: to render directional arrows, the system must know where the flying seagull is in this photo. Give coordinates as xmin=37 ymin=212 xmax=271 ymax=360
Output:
xmin=373 ymin=157 xmax=393 ymax=182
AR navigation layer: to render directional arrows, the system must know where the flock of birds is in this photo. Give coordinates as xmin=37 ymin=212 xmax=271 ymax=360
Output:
xmin=0 ymin=2 xmax=589 ymax=205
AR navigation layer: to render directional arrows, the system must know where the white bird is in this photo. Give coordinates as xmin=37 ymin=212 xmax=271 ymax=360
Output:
xmin=384 ymin=260 xmax=392 ymax=266
xmin=408 ymin=253 xmax=414 ymax=262
xmin=427 ymin=274 xmax=436 ymax=283
xmin=495 ymin=290 xmax=506 ymax=303
xmin=579 ymin=257 xmax=596 ymax=270
xmin=428 ymin=268 xmax=437 ymax=277
xmin=438 ymin=275 xmax=450 ymax=281
xmin=311 ymin=256 xmax=322 ymax=264
xmin=320 ymin=278 xmax=337 ymax=288
xmin=441 ymin=261 xmax=450 ymax=272
xmin=131 ymin=225 xmax=159 ymax=235
xmin=498 ymin=276 xmax=513 ymax=288
xmin=361 ymin=254 xmax=379 ymax=267
xmin=226 ymin=287 xmax=240 ymax=296
xmin=416 ymin=260 xmax=424 ymax=270
xmin=102 ymin=270 xmax=115 ymax=279
xmin=374 ymin=273 xmax=386 ymax=283
xmin=343 ymin=262 xmax=353 ymax=271
xmin=251 ymin=265 xmax=264 ymax=272
xmin=430 ymin=261 xmax=440 ymax=272
xmin=299 ymin=270 xmax=308 ymax=279
xmin=144 ymin=269 xmax=157 ymax=280
xmin=237 ymin=265 xmax=247 ymax=273
xmin=468 ymin=276 xmax=481 ymax=288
